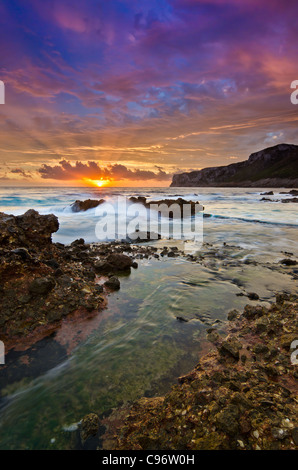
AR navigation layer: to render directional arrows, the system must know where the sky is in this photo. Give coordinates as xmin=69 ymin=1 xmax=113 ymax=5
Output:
xmin=0 ymin=0 xmax=298 ymax=187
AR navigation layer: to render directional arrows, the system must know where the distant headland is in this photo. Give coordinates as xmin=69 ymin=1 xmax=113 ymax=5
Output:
xmin=170 ymin=143 xmax=298 ymax=188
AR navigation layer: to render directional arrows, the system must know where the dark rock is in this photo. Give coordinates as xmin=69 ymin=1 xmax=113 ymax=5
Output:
xmin=261 ymin=191 xmax=274 ymax=195
xmin=247 ymin=292 xmax=260 ymax=300
xmin=219 ymin=338 xmax=242 ymax=359
xmin=70 ymin=199 xmax=105 ymax=212
xmin=95 ymin=253 xmax=133 ymax=274
xmin=79 ymin=413 xmax=100 ymax=446
xmin=280 ymin=258 xmax=297 ymax=266
xmin=215 ymin=404 xmax=239 ymax=435
xmin=227 ymin=309 xmax=239 ymax=321
xmin=43 ymin=259 xmax=60 ymax=270
xmin=176 ymin=316 xmax=189 ymax=323
xmin=0 ymin=210 xmax=59 ymax=248
xmin=11 ymin=247 xmax=32 ymax=260
xmin=29 ymin=277 xmax=55 ymax=296
xmin=104 ymin=276 xmax=120 ymax=290
xmin=292 ymin=428 xmax=298 ymax=446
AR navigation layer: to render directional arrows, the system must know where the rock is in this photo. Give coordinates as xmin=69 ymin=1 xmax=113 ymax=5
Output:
xmin=29 ymin=277 xmax=55 ymax=295
xmin=227 ymin=309 xmax=239 ymax=321
xmin=104 ymin=276 xmax=120 ymax=290
xmin=129 ymin=196 xmax=203 ymax=217
xmin=0 ymin=210 xmax=59 ymax=248
xmin=70 ymin=199 xmax=105 ymax=212
xmin=271 ymin=428 xmax=289 ymax=440
xmin=247 ymin=292 xmax=260 ymax=300
xmin=71 ymin=238 xmax=85 ymax=246
xmin=281 ymin=198 xmax=298 ymax=203
xmin=11 ymin=247 xmax=32 ymax=260
xmin=43 ymin=259 xmax=60 ymax=270
xmin=261 ymin=191 xmax=274 ymax=195
xmin=215 ymin=404 xmax=239 ymax=435
xmin=94 ymin=253 xmax=133 ymax=274
xmin=279 ymin=258 xmax=297 ymax=266
xmin=242 ymin=305 xmax=266 ymax=320
xmin=176 ymin=316 xmax=189 ymax=322
xmin=291 ymin=428 xmax=298 ymax=446
xmin=79 ymin=413 xmax=100 ymax=446
xmin=219 ymin=337 xmax=242 ymax=359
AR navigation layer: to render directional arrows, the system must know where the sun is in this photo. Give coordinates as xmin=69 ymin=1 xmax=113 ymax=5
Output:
xmin=82 ymin=178 xmax=109 ymax=187
xmin=93 ymin=180 xmax=105 ymax=187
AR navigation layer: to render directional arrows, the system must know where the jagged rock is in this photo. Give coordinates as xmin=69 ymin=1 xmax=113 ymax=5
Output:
xmin=29 ymin=277 xmax=56 ymax=295
xmin=219 ymin=337 xmax=242 ymax=359
xmin=129 ymin=196 xmax=203 ymax=217
xmin=0 ymin=210 xmax=59 ymax=248
xmin=94 ymin=253 xmax=134 ymax=273
xmin=79 ymin=413 xmax=100 ymax=447
xmin=70 ymin=199 xmax=105 ymax=212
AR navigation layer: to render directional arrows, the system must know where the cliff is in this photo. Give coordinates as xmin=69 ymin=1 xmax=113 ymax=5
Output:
xmin=170 ymin=143 xmax=298 ymax=187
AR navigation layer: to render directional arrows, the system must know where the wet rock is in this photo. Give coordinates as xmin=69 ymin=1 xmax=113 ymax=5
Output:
xmin=261 ymin=191 xmax=274 ymax=195
xmin=227 ymin=309 xmax=239 ymax=321
xmin=70 ymin=199 xmax=105 ymax=212
xmin=215 ymin=404 xmax=239 ymax=435
xmin=29 ymin=277 xmax=55 ymax=296
xmin=247 ymin=292 xmax=259 ymax=300
xmin=242 ymin=305 xmax=266 ymax=320
xmin=279 ymin=258 xmax=297 ymax=266
xmin=219 ymin=337 xmax=242 ymax=359
xmin=79 ymin=413 xmax=100 ymax=446
xmin=176 ymin=316 xmax=189 ymax=323
xmin=104 ymin=276 xmax=120 ymax=290
xmin=94 ymin=253 xmax=133 ymax=274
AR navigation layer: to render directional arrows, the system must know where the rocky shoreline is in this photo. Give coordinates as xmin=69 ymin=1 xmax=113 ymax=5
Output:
xmin=96 ymin=294 xmax=298 ymax=451
xmin=1 ymin=208 xmax=297 ymax=451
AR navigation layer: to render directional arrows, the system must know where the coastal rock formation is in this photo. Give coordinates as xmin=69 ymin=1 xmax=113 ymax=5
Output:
xmin=0 ymin=211 xmax=148 ymax=351
xmin=70 ymin=199 xmax=105 ymax=212
xmin=129 ymin=196 xmax=203 ymax=217
xmin=171 ymin=143 xmax=298 ymax=187
xmin=0 ymin=210 xmax=59 ymax=248
xmin=100 ymin=295 xmax=298 ymax=450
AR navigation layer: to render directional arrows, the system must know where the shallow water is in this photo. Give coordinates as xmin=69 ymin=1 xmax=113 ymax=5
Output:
xmin=0 ymin=186 xmax=297 ymax=449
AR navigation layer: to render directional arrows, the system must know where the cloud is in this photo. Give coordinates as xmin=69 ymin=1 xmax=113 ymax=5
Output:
xmin=10 ymin=168 xmax=33 ymax=178
xmin=38 ymin=160 xmax=171 ymax=182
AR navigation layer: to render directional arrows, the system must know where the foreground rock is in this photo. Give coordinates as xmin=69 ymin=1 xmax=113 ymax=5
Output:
xmin=100 ymin=295 xmax=298 ymax=450
xmin=171 ymin=143 xmax=298 ymax=187
xmin=0 ymin=210 xmax=59 ymax=248
xmin=0 ymin=211 xmax=140 ymax=350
